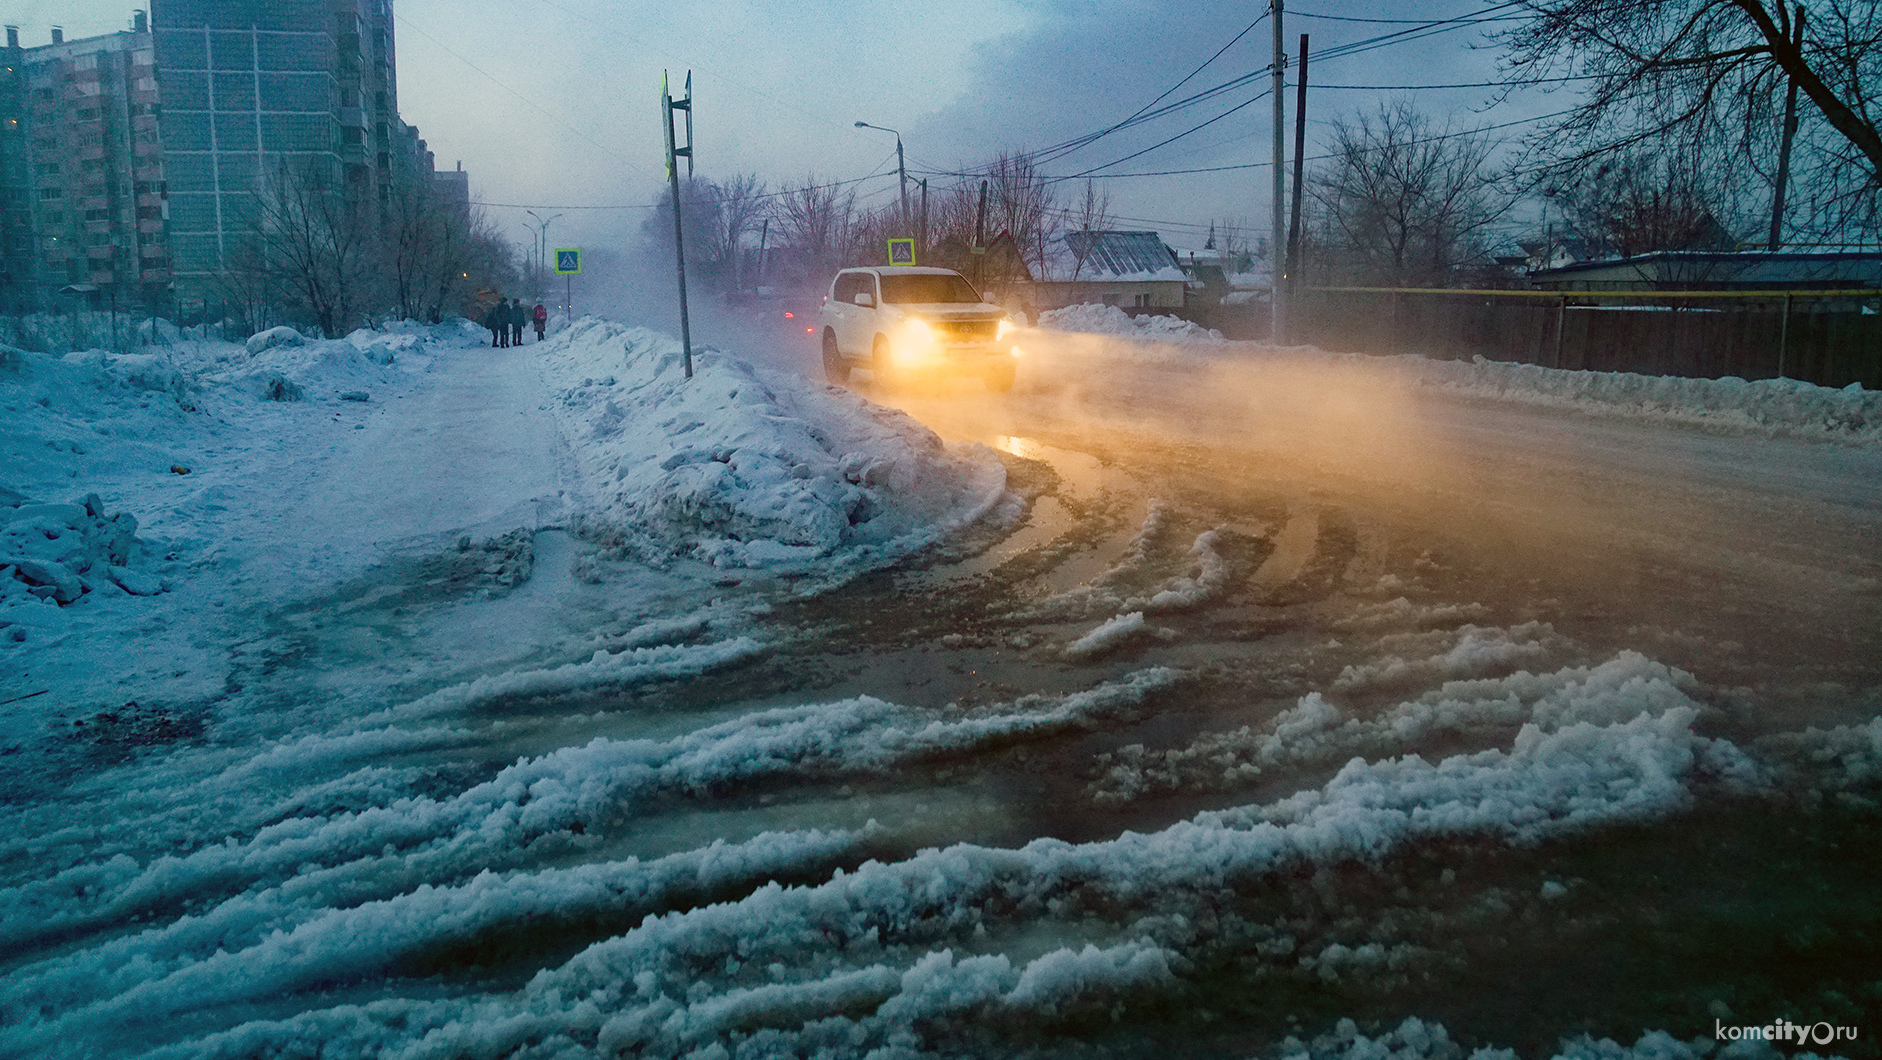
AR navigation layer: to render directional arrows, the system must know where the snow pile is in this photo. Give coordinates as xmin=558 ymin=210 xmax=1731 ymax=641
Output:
xmin=536 ymin=318 xmax=1008 ymax=570
xmin=1021 ymin=503 xmax=1239 ymax=621
xmin=1064 ymin=611 xmax=1148 ymax=659
xmin=1039 ymin=302 xmax=1225 ymax=343
xmin=212 ymin=333 xmax=403 ymax=402
xmin=1093 ymin=648 xmax=1724 ymax=802
xmin=1 ymin=491 xmax=163 ymax=635
xmin=89 ymin=707 xmax=1746 ymax=1058
xmin=243 ymin=325 xmax=305 ymax=356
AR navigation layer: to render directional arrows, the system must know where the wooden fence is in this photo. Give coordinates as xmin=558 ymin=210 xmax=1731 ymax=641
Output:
xmin=1139 ymin=288 xmax=1882 ymax=390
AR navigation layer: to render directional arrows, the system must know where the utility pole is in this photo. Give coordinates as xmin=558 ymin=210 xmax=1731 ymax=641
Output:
xmin=1287 ymin=34 xmax=1308 ymax=289
xmin=1270 ymin=0 xmax=1287 ymax=344
xmin=662 ymin=70 xmax=695 ymax=379
xmin=1769 ymin=4 xmax=1806 ymax=250
xmin=756 ymin=218 xmax=769 ymax=291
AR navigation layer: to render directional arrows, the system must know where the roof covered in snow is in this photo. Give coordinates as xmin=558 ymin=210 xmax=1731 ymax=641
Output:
xmin=1051 ymin=231 xmax=1187 ymax=283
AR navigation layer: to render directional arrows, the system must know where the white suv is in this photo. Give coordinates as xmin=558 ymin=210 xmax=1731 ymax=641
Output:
xmin=818 ymin=266 xmax=1018 ymax=391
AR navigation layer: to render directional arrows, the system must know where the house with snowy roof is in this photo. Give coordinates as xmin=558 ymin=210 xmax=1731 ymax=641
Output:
xmin=1022 ymin=231 xmax=1190 ymax=311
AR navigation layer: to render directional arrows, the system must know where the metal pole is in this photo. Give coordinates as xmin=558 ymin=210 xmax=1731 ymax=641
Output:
xmin=1778 ymin=293 xmax=1792 ymax=377
xmin=664 ymin=73 xmax=694 ymax=379
xmin=1553 ymin=295 xmax=1567 ymax=369
xmin=1769 ymin=5 xmax=1806 ymax=250
xmin=1270 ymin=0 xmax=1286 ymax=344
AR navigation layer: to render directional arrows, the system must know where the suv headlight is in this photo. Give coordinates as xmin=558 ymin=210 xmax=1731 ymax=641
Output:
xmin=996 ymin=318 xmax=1014 ymax=340
xmin=896 ymin=318 xmax=936 ymax=361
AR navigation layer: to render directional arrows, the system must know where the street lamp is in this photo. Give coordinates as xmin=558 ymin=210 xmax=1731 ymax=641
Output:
xmin=524 ymin=209 xmax=562 ymax=303
xmin=854 ymin=121 xmax=908 ymax=223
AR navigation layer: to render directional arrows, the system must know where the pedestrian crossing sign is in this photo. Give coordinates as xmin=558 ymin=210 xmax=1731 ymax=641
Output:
xmin=554 ymin=248 xmax=581 ymax=275
xmin=887 ymin=238 xmax=915 ymax=266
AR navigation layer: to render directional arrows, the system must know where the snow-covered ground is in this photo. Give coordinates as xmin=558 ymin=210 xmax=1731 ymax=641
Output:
xmin=2 ymin=307 xmax=1876 ymax=1058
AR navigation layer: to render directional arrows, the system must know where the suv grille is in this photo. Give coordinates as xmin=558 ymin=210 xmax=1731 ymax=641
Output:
xmin=933 ymin=320 xmax=998 ymax=343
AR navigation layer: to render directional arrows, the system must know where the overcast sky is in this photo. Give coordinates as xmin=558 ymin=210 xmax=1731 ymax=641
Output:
xmin=13 ymin=1 xmax=1565 ymax=256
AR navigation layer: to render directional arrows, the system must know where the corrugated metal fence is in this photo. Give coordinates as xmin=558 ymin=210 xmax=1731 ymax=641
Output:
xmin=1140 ymin=288 xmax=1882 ymax=390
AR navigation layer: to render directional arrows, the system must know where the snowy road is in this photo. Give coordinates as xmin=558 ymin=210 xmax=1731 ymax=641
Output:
xmin=2 ymin=319 xmax=1878 ymax=1059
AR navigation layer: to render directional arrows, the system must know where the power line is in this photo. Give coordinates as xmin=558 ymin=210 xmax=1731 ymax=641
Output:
xmin=1310 ymin=75 xmax=1596 ymax=89
xmin=1042 ymin=107 xmax=1577 ymax=180
xmin=1291 ymin=7 xmax=1526 ymax=24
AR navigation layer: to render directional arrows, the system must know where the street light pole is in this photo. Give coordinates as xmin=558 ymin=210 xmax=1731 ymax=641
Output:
xmin=525 ymin=210 xmax=561 ymax=303
xmin=855 ymin=121 xmax=908 ymax=226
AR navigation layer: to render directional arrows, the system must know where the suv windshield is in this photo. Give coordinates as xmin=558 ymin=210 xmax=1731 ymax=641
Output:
xmin=879 ymin=274 xmax=981 ymax=304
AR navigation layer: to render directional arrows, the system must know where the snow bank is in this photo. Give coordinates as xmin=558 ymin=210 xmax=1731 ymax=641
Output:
xmin=535 ymin=318 xmax=1009 ymax=571
xmin=1040 ymin=303 xmax=1225 ymax=344
xmin=1408 ymin=354 xmax=1882 ymax=444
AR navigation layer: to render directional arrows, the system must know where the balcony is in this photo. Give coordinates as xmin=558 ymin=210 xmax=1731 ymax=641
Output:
xmin=339 ymin=106 xmax=366 ymax=127
xmin=140 ymin=267 xmax=172 ymax=283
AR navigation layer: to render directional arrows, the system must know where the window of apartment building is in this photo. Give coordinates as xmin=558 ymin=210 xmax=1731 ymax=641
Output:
xmin=38 ymin=187 xmax=60 ymax=200
xmin=75 ymin=107 xmax=103 ymax=121
xmin=374 ymin=91 xmax=386 ymax=111
xmin=341 ymin=126 xmax=363 ymax=144
xmin=35 ymin=162 xmax=58 ymax=177
xmin=137 ymin=206 xmax=160 ymax=220
xmin=86 ymin=208 xmax=110 ymax=220
xmin=340 ymin=88 xmax=357 ymax=107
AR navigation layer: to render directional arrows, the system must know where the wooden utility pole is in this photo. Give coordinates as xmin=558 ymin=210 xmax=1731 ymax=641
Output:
xmin=1270 ymin=0 xmax=1286 ymax=344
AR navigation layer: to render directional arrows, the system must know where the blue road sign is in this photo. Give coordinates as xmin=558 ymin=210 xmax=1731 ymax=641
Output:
xmin=554 ymin=248 xmax=582 ymax=275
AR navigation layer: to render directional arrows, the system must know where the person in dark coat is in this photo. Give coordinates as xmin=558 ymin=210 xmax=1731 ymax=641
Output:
xmin=532 ymin=302 xmax=547 ymax=341
xmin=484 ymin=300 xmax=503 ymax=346
xmin=509 ymin=299 xmax=525 ymax=346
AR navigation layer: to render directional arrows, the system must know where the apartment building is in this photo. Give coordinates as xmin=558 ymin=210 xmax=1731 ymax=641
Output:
xmin=0 ymin=18 xmax=170 ymax=313
xmin=0 ymin=2 xmax=459 ymax=314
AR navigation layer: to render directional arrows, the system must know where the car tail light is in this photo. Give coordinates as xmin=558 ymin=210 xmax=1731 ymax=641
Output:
xmin=784 ymin=311 xmax=795 ymax=318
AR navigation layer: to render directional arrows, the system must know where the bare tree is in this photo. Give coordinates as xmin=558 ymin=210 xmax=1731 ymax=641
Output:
xmin=242 ymin=158 xmax=383 ymax=336
xmin=1309 ymin=101 xmax=1512 ymax=286
xmin=774 ymin=175 xmax=859 ymax=284
xmin=1553 ymin=148 xmax=1739 ymax=257
xmin=691 ymin=173 xmax=769 ymax=287
xmin=1065 ymin=179 xmax=1114 ymax=280
xmin=1503 ymin=0 xmax=1882 ymax=238
xmin=983 ymin=152 xmax=1057 ymax=281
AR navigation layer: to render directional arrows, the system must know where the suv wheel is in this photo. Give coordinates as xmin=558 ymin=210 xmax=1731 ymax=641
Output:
xmin=821 ymin=330 xmax=849 ymax=384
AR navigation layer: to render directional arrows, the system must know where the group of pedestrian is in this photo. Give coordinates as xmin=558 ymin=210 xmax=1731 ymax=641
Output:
xmin=484 ymin=298 xmax=549 ymax=347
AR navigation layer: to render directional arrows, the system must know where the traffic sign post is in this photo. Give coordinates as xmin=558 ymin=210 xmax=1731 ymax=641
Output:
xmin=887 ymin=238 xmax=915 ymax=266
xmin=554 ymin=247 xmax=580 ymax=320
